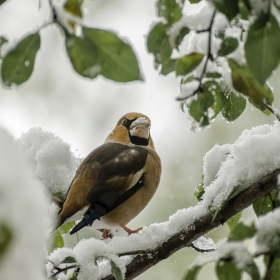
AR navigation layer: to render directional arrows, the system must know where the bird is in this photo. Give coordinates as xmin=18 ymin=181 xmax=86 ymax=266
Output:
xmin=54 ymin=112 xmax=161 ymax=238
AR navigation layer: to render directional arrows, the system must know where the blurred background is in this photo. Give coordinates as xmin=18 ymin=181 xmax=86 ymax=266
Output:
xmin=0 ymin=0 xmax=279 ymax=279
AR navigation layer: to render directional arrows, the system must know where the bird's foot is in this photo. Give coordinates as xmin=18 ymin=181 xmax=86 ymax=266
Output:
xmin=101 ymin=225 xmax=143 ymax=239
xmin=101 ymin=229 xmax=113 ymax=239
xmin=120 ymin=224 xmax=143 ymax=236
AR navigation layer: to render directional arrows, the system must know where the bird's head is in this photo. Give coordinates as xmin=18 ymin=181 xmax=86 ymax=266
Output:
xmin=105 ymin=112 xmax=155 ymax=148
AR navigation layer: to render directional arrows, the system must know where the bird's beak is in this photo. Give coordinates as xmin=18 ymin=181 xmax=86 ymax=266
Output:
xmin=129 ymin=117 xmax=151 ymax=139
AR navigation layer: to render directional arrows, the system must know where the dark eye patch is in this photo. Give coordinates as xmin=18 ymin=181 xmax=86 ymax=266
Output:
xmin=121 ymin=118 xmax=136 ymax=129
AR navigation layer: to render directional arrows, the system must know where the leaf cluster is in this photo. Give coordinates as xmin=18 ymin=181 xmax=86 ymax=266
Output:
xmin=0 ymin=0 xmax=142 ymax=88
xmin=147 ymin=0 xmax=280 ymax=128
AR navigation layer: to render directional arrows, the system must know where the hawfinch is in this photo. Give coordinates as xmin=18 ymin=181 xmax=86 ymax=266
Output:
xmin=54 ymin=112 xmax=161 ymax=238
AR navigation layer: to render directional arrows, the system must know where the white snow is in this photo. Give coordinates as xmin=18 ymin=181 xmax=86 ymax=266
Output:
xmin=0 ymin=127 xmax=49 ymax=280
xmin=47 ymin=204 xmax=208 ymax=278
xmin=202 ymin=121 xmax=280 ymax=211
xmin=83 ymin=64 xmax=102 ymax=78
xmin=203 ymin=144 xmax=230 ymax=186
xmin=249 ymin=0 xmax=270 ymax=17
xmin=255 ymin=208 xmax=280 ymax=254
xmin=192 ymin=236 xmax=217 ymax=251
xmin=191 ymin=240 xmax=254 ymax=270
xmin=176 ymin=80 xmax=199 ymax=100
xmin=225 ymin=26 xmax=247 ymax=65
xmin=16 ymin=127 xmax=80 ymax=196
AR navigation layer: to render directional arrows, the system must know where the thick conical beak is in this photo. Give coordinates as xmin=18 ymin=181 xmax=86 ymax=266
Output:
xmin=129 ymin=117 xmax=151 ymax=139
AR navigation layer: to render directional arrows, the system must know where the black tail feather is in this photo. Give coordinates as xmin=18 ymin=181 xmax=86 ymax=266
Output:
xmin=70 ymin=203 xmax=107 ymax=235
xmin=70 ymin=219 xmax=88 ymax=234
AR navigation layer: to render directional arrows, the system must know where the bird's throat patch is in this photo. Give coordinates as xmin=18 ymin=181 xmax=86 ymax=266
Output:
xmin=129 ymin=135 xmax=149 ymax=146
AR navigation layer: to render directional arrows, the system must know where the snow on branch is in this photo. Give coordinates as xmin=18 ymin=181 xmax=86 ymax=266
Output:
xmin=47 ymin=168 xmax=280 ymax=280
xmin=103 ymin=168 xmax=280 ymax=280
xmin=46 ymin=122 xmax=280 ymax=279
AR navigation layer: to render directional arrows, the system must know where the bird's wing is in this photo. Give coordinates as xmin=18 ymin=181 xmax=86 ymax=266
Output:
xmin=86 ymin=142 xmax=148 ymax=209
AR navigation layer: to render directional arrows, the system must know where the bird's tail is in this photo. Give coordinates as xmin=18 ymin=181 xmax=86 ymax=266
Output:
xmin=70 ymin=203 xmax=107 ymax=235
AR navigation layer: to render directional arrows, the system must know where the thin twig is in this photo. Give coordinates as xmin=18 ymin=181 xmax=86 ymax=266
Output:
xmin=47 ymin=0 xmax=57 ymax=21
xmin=118 ymin=249 xmax=154 ymax=257
xmin=263 ymin=255 xmax=275 ymax=280
xmin=49 ymin=264 xmax=78 ymax=278
xmin=263 ymin=102 xmax=280 ymax=121
xmin=176 ymin=11 xmax=216 ymax=101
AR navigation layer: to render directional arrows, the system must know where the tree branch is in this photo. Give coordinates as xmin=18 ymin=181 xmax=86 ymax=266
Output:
xmin=176 ymin=11 xmax=216 ymax=101
xmin=102 ymin=168 xmax=280 ymax=280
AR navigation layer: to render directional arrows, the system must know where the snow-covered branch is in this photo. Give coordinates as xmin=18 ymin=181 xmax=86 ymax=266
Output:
xmin=103 ymin=168 xmax=280 ymax=280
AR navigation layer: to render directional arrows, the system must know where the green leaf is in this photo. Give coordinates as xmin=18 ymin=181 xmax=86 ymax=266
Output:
xmin=66 ymin=32 xmax=100 ymax=79
xmin=64 ymin=0 xmax=83 ymax=18
xmin=0 ymin=223 xmax=13 ymax=263
xmin=221 ymin=91 xmax=246 ymax=122
xmin=173 ymin=27 xmax=190 ymax=49
xmin=189 ymin=90 xmax=214 ymax=127
xmin=161 ymin=59 xmax=176 ymax=75
xmin=205 ymin=72 xmax=222 ymax=78
xmin=253 ymin=189 xmax=280 ymax=217
xmin=0 ymin=36 xmax=8 ymax=48
xmin=228 ymin=222 xmax=256 ymax=241
xmin=264 ymin=256 xmax=280 ymax=280
xmin=53 ymin=191 xmax=65 ymax=202
xmin=210 ymin=0 xmax=239 ymax=21
xmin=216 ymin=261 xmax=242 ymax=280
xmin=245 ymin=15 xmax=280 ymax=85
xmin=250 ymin=2 xmax=270 ymax=30
xmin=110 ymin=260 xmax=123 ymax=280
xmin=188 ymin=0 xmax=202 ymax=3
xmin=226 ymin=211 xmax=243 ymax=232
xmin=181 ymin=75 xmax=194 ymax=84
xmin=60 ymin=221 xmax=75 ymax=234
xmin=147 ymin=22 xmax=173 ymax=75
xmin=183 ymin=265 xmax=202 ymax=280
xmin=228 ymin=59 xmax=269 ymax=109
xmin=53 ymin=229 xmax=64 ymax=251
xmin=66 ymin=28 xmax=142 ymax=82
xmin=69 ymin=271 xmax=79 ymax=280
xmin=275 ymin=0 xmax=280 ymax=11
xmin=188 ymin=81 xmax=221 ymax=127
xmin=218 ymin=37 xmax=238 ymax=56
xmin=194 ymin=179 xmax=204 ymax=202
xmin=264 ymin=85 xmax=274 ymax=106
xmin=157 ymin=0 xmax=182 ymax=26
xmin=243 ymin=260 xmax=260 ymax=280
xmin=1 ymin=33 xmax=40 ymax=87
xmin=62 ymin=256 xmax=76 ymax=264
xmin=238 ymin=0 xmax=250 ymax=20
xmin=175 ymin=53 xmax=204 ymax=76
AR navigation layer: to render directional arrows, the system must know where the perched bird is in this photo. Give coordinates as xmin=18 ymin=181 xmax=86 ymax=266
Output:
xmin=54 ymin=112 xmax=161 ymax=238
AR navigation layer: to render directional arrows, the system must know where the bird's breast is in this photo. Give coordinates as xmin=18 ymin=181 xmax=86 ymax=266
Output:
xmin=101 ymin=149 xmax=161 ymax=227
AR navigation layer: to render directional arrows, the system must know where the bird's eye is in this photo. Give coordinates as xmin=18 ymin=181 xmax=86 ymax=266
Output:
xmin=122 ymin=118 xmax=128 ymax=125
